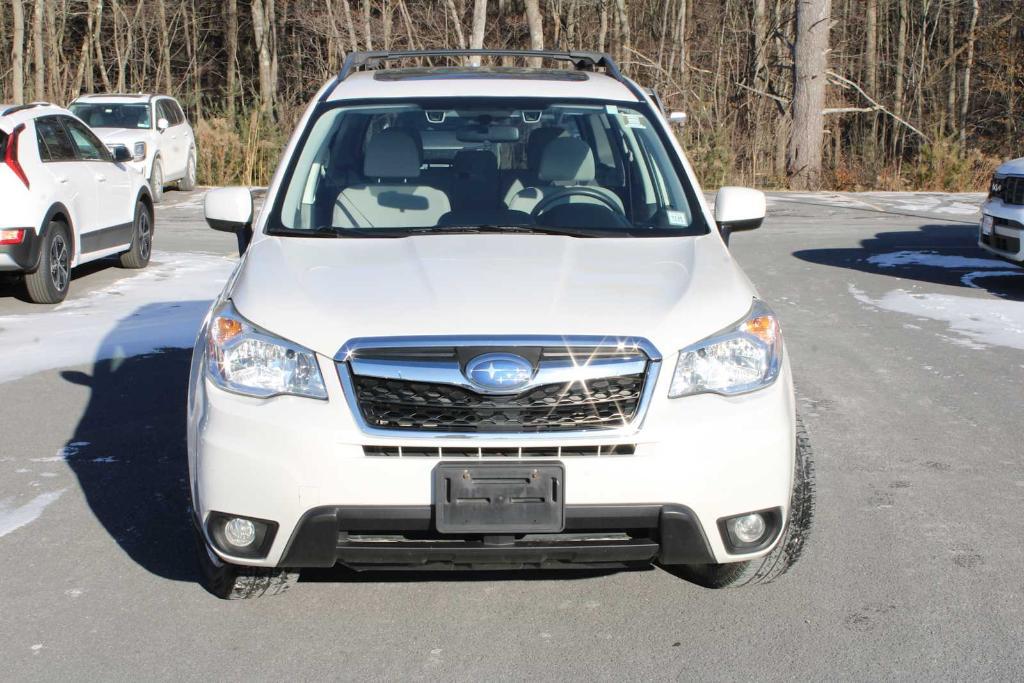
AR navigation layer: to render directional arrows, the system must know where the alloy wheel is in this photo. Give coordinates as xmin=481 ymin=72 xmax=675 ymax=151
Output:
xmin=49 ymin=234 xmax=69 ymax=292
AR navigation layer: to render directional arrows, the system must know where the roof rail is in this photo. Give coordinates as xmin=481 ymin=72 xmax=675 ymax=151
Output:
xmin=326 ymin=49 xmax=645 ymax=102
xmin=1 ymin=102 xmax=52 ymax=117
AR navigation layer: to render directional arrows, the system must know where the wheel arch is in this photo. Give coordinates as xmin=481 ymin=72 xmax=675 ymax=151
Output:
xmin=136 ymin=186 xmax=155 ymax=231
xmin=38 ymin=202 xmax=76 ymax=268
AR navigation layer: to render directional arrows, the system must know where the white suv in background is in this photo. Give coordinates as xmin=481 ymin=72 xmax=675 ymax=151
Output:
xmin=189 ymin=50 xmax=813 ymax=599
xmin=980 ymin=158 xmax=1024 ymax=264
xmin=69 ymin=93 xmax=196 ymax=203
xmin=0 ymin=103 xmax=153 ymax=303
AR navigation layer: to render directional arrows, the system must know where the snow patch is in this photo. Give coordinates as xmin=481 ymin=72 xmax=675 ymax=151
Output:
xmin=0 ymin=490 xmax=66 ymax=538
xmin=866 ymin=251 xmax=1016 ymax=271
xmin=0 ymin=251 xmax=234 ymax=384
xmin=850 ymin=284 xmax=1024 ymax=350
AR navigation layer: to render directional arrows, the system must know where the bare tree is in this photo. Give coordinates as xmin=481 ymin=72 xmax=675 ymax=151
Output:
xmin=469 ymin=0 xmax=487 ymax=64
xmin=252 ymin=0 xmax=276 ymax=116
xmin=32 ymin=0 xmax=44 ymax=100
xmin=226 ymin=0 xmax=238 ymax=118
xmin=788 ymin=0 xmax=831 ymax=189
xmin=959 ymin=0 xmax=979 ymax=145
xmin=11 ymin=0 xmax=25 ymax=103
xmin=524 ymin=0 xmax=543 ymax=67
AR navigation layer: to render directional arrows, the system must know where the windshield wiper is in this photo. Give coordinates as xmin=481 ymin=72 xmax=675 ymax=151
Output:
xmin=406 ymin=225 xmax=598 ymax=237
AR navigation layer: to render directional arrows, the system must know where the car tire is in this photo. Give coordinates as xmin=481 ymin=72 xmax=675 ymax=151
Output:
xmin=666 ymin=416 xmax=815 ymax=588
xmin=24 ymin=221 xmax=72 ymax=304
xmin=178 ymin=150 xmax=197 ymax=191
xmin=150 ymin=158 xmax=164 ymax=203
xmin=193 ymin=524 xmax=299 ymax=600
xmin=119 ymin=201 xmax=153 ymax=269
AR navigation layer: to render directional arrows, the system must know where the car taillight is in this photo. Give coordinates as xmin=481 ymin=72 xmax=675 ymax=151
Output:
xmin=3 ymin=124 xmax=29 ymax=189
xmin=0 ymin=229 xmax=26 ymax=245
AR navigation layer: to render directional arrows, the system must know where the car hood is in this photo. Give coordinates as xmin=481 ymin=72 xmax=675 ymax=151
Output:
xmin=229 ymin=233 xmax=757 ymax=360
xmin=996 ymin=157 xmax=1024 ymax=176
xmin=92 ymin=128 xmax=152 ymax=144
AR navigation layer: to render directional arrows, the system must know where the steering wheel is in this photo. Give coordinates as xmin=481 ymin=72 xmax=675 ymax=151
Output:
xmin=531 ymin=187 xmax=624 ymax=218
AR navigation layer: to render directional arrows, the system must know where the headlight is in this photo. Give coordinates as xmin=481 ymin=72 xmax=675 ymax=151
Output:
xmin=668 ymin=299 xmax=782 ymax=398
xmin=133 ymin=141 xmax=147 ymax=162
xmin=205 ymin=301 xmax=327 ymax=399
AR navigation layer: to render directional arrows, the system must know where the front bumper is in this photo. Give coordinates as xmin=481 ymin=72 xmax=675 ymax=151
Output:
xmin=979 ymin=199 xmax=1024 ymax=263
xmin=189 ymin=351 xmax=796 ymax=568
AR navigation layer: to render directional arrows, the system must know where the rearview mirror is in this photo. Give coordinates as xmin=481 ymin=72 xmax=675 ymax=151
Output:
xmin=205 ymin=187 xmax=254 ymax=254
xmin=714 ymin=187 xmax=766 ymax=246
xmin=157 ymin=118 xmax=169 ymax=132
xmin=110 ymin=144 xmax=132 ymax=163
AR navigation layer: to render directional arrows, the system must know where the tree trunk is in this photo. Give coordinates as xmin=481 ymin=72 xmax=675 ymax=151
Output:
xmin=945 ymin=0 xmax=957 ymax=136
xmin=524 ymin=0 xmax=543 ymax=67
xmin=226 ymin=0 xmax=238 ymax=118
xmin=788 ymin=0 xmax=831 ymax=190
xmin=613 ymin=0 xmax=630 ymax=71
xmin=894 ymin=0 xmax=908 ymax=116
xmin=864 ymin=0 xmax=877 ymax=95
xmin=32 ymin=0 xmax=44 ymax=100
xmin=469 ymin=0 xmax=487 ymax=63
xmin=11 ymin=0 xmax=25 ymax=103
xmin=959 ymin=0 xmax=979 ymax=146
xmin=252 ymin=0 xmax=275 ymax=116
xmin=343 ymin=0 xmax=360 ymax=51
xmin=445 ymin=0 xmax=467 ymax=49
xmin=155 ymin=0 xmax=172 ymax=93
xmin=362 ymin=0 xmax=373 ymax=51
xmin=597 ymin=0 xmax=608 ymax=54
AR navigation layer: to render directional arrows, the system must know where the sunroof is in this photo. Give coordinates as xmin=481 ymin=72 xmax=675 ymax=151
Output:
xmin=374 ymin=67 xmax=590 ymax=82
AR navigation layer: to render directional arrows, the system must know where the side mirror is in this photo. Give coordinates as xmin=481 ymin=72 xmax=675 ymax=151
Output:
xmin=110 ymin=144 xmax=132 ymax=163
xmin=157 ymin=118 xmax=170 ymax=132
xmin=205 ymin=187 xmax=254 ymax=255
xmin=714 ymin=187 xmax=766 ymax=246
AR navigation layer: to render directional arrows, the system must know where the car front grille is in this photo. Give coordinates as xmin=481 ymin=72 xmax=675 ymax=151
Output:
xmin=993 ymin=175 xmax=1024 ymax=205
xmin=337 ymin=338 xmax=659 ymax=435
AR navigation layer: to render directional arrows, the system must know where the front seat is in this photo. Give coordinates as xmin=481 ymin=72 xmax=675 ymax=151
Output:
xmin=333 ymin=129 xmax=450 ymax=229
xmin=506 ymin=137 xmax=624 ymax=216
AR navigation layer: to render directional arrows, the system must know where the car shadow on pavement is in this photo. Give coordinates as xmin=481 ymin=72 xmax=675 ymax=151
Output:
xmin=60 ymin=344 xmax=198 ymax=584
xmin=792 ymin=224 xmax=1024 ymax=301
xmin=0 ymin=257 xmax=123 ymax=302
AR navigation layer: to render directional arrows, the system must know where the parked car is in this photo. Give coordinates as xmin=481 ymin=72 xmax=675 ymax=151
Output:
xmin=0 ymin=103 xmax=154 ymax=304
xmin=188 ymin=49 xmax=813 ymax=599
xmin=69 ymin=93 xmax=196 ymax=203
xmin=979 ymin=158 xmax=1024 ymax=264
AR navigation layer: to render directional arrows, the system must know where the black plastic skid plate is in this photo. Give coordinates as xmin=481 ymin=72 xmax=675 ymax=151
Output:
xmin=433 ymin=462 xmax=565 ymax=533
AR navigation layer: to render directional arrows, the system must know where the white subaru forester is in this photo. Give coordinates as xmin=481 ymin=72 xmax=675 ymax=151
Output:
xmin=189 ymin=50 xmax=813 ymax=599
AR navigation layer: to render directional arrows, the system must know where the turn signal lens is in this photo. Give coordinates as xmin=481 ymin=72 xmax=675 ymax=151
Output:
xmin=742 ymin=315 xmax=779 ymax=344
xmin=212 ymin=316 xmax=244 ymax=344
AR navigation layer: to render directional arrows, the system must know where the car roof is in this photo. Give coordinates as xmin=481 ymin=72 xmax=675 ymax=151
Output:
xmin=0 ymin=103 xmax=71 ymax=129
xmin=326 ymin=68 xmax=640 ymax=103
xmin=72 ymin=94 xmax=167 ymax=104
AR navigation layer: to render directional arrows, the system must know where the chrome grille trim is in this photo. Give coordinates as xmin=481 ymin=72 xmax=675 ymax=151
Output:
xmin=335 ymin=335 xmax=661 ymax=440
xmin=363 ymin=444 xmax=638 ymax=457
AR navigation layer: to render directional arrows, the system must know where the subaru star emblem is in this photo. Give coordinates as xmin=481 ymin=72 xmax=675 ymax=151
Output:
xmin=465 ymin=353 xmax=534 ymax=392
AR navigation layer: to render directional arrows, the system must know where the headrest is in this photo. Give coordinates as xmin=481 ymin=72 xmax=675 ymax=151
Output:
xmin=526 ymin=126 xmax=565 ymax=168
xmin=538 ymin=137 xmax=595 ymax=183
xmin=363 ymin=129 xmax=421 ymax=179
xmin=453 ymin=150 xmax=498 ymax=177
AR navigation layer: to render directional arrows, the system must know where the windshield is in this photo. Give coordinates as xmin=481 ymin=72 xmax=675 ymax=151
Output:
xmin=269 ymin=98 xmax=707 ymax=237
xmin=69 ymin=103 xmax=152 ymax=130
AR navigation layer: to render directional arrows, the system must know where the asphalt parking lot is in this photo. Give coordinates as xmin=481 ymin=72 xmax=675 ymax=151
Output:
xmin=2 ymin=188 xmax=1023 ymax=680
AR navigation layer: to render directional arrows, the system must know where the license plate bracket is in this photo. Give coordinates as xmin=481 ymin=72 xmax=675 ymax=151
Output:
xmin=434 ymin=462 xmax=565 ymax=533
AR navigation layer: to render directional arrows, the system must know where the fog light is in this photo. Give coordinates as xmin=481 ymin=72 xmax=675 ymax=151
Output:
xmin=731 ymin=513 xmax=766 ymax=544
xmin=223 ymin=517 xmax=256 ymax=547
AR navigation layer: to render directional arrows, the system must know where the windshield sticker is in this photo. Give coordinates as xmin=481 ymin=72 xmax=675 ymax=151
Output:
xmin=622 ymin=114 xmax=647 ymax=129
xmin=666 ymin=210 xmax=688 ymax=226
xmin=605 ymin=104 xmax=619 ymax=115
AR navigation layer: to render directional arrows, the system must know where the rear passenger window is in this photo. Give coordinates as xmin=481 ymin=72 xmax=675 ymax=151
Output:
xmin=62 ymin=117 xmax=111 ymax=162
xmin=35 ymin=117 xmax=77 ymax=162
